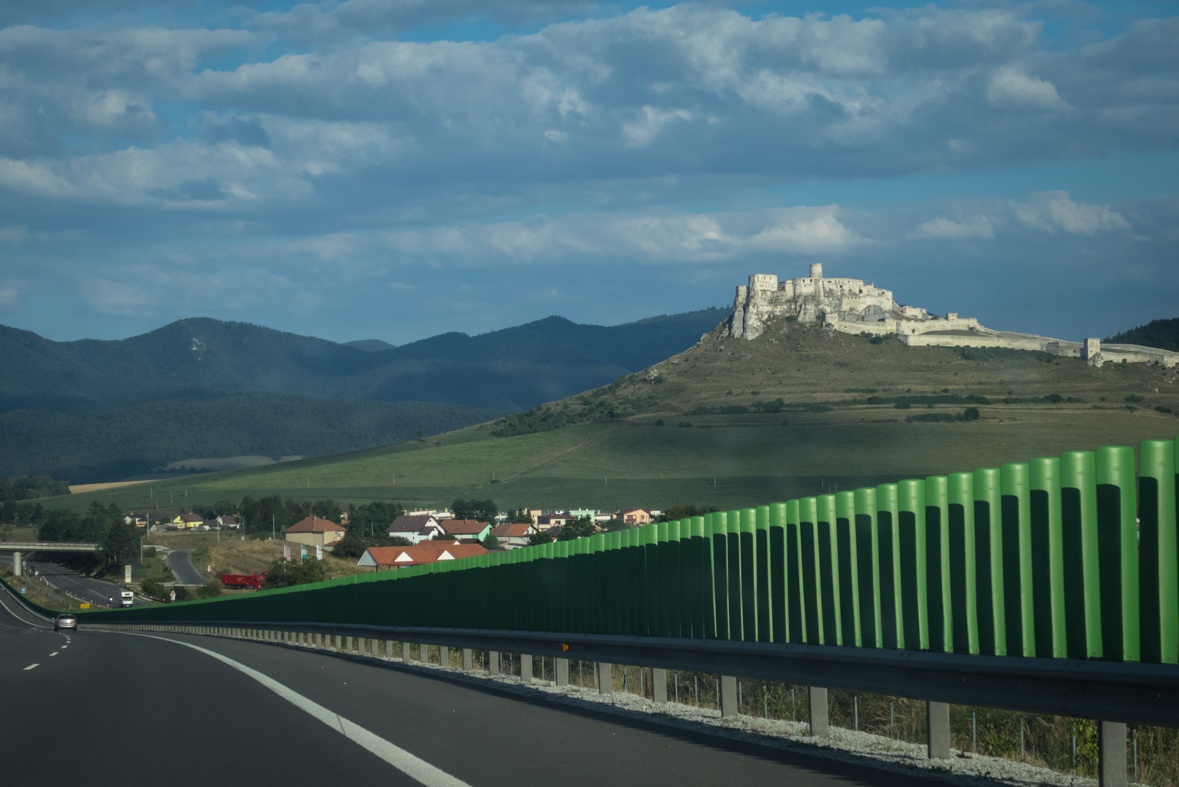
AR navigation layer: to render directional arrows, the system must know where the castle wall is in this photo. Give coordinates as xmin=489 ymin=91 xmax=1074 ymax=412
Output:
xmin=900 ymin=330 xmax=1083 ymax=357
xmin=1101 ymin=343 xmax=1179 ymax=368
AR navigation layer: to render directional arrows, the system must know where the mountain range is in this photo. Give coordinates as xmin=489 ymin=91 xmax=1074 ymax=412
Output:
xmin=0 ymin=308 xmax=727 ymax=482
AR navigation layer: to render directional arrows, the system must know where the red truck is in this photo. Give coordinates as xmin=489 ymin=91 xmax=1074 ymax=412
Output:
xmin=219 ymin=572 xmax=267 ymax=590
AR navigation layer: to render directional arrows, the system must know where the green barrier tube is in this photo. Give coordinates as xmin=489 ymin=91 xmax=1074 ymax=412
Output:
xmin=1061 ymin=450 xmax=1102 ymax=659
xmin=589 ymin=533 xmax=607 ymax=635
xmin=798 ymin=497 xmax=823 ymax=644
xmin=635 ymin=526 xmax=652 ymax=637
xmin=666 ymin=520 xmax=683 ymax=639
xmin=876 ymin=483 xmax=902 ymax=649
xmin=817 ymin=494 xmax=842 ymax=647
xmin=898 ymin=479 xmax=929 ymax=651
xmin=640 ymin=523 xmax=659 ymax=638
xmin=1139 ymin=440 xmax=1178 ymax=664
xmin=1096 ymin=445 xmax=1140 ymax=662
xmin=1001 ymin=463 xmax=1035 ymax=657
xmin=604 ymin=531 xmax=621 ymax=636
xmin=740 ymin=507 xmax=759 ymax=642
xmin=974 ymin=467 xmax=1007 ymax=656
xmin=1030 ymin=457 xmax=1066 ymax=658
xmin=689 ymin=515 xmax=708 ymax=640
xmin=835 ymin=490 xmax=861 ymax=647
xmin=948 ymin=472 xmax=979 ymax=655
xmin=755 ymin=505 xmax=772 ymax=643
xmin=786 ymin=499 xmax=805 ymax=643
xmin=709 ymin=512 xmax=730 ymax=640
xmin=768 ymin=502 xmax=788 ymax=644
xmin=726 ymin=510 xmax=744 ymax=641
xmin=854 ymin=487 xmax=881 ymax=649
xmin=925 ymin=476 xmax=952 ymax=653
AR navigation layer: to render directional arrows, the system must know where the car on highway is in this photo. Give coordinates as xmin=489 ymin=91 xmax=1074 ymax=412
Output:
xmin=54 ymin=613 xmax=77 ymax=631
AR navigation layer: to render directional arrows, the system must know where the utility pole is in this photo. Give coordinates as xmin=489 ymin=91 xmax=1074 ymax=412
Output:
xmin=272 ymin=513 xmax=275 ymax=541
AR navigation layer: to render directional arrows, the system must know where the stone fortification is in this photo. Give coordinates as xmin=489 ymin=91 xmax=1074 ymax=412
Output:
xmin=727 ymin=264 xmax=1178 ymax=368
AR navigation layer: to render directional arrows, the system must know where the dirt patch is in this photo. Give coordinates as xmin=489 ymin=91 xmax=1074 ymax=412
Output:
xmin=68 ymin=480 xmax=152 ymax=494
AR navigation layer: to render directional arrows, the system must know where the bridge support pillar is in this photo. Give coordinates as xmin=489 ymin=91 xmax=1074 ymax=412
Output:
xmin=653 ymin=668 xmax=667 ymax=703
xmin=598 ymin=663 xmax=613 ymax=694
xmin=439 ymin=645 xmax=449 ymax=667
xmin=927 ymin=702 xmax=951 ymax=759
xmin=488 ymin=651 xmax=501 ymax=675
xmin=555 ymin=658 xmax=569 ymax=686
xmin=520 ymin=654 xmax=532 ymax=683
xmin=720 ymin=676 xmax=738 ymax=717
xmin=12 ymin=551 xmax=20 ymax=577
xmin=462 ymin=648 xmax=473 ymax=671
xmin=809 ymin=687 xmax=829 ymax=737
xmin=1099 ymin=721 xmax=1127 ymax=787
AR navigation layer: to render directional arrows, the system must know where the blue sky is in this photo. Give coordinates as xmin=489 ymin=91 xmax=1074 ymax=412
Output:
xmin=0 ymin=0 xmax=1175 ymax=346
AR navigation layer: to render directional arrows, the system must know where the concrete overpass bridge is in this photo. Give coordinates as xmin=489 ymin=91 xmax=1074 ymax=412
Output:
xmin=0 ymin=541 xmax=99 ymax=576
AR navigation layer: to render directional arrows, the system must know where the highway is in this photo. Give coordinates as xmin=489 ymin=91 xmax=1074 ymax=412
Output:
xmin=0 ymin=555 xmax=150 ymax=607
xmin=0 ymin=585 xmax=916 ymax=787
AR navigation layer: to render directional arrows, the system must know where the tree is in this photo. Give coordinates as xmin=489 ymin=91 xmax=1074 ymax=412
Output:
xmin=196 ymin=580 xmax=223 ymax=599
xmin=140 ymin=577 xmax=166 ymax=600
xmin=528 ymin=531 xmax=552 ymax=546
xmin=482 ymin=532 xmax=500 ymax=550
xmin=599 ymin=518 xmax=628 ymax=532
xmin=556 ymin=516 xmax=597 ymax=541
xmin=452 ymin=498 xmax=497 ymax=522
xmin=331 ymin=531 xmax=369 ymax=558
xmin=262 ymin=557 xmax=327 ymax=589
xmin=963 ymin=407 xmax=981 ymax=421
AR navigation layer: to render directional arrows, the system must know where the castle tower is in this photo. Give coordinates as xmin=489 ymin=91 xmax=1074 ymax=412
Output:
xmin=809 ymin=263 xmax=823 ymax=279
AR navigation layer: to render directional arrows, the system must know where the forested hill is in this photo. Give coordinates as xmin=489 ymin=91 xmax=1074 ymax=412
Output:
xmin=1105 ymin=317 xmax=1179 ymax=352
xmin=0 ymin=309 xmax=726 ymax=414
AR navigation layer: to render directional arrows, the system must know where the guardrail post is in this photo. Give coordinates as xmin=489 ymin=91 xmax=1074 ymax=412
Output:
xmin=555 ymin=658 xmax=569 ymax=686
xmin=440 ymin=645 xmax=449 ymax=667
xmin=520 ymin=654 xmax=532 ymax=683
xmin=420 ymin=644 xmax=428 ymax=663
xmin=720 ymin=676 xmax=738 ymax=717
xmin=386 ymin=639 xmax=395 ymax=658
xmin=402 ymin=641 xmax=411 ymax=661
xmin=345 ymin=636 xmax=353 ymax=652
xmin=598 ymin=662 xmax=612 ymax=694
xmin=489 ymin=651 xmax=500 ymax=675
xmin=809 ymin=688 xmax=828 ymax=736
xmin=1099 ymin=721 xmax=1127 ymax=787
xmin=463 ymin=648 xmax=473 ymax=671
xmin=927 ymin=701 xmax=950 ymax=759
xmin=653 ymin=668 xmax=667 ymax=702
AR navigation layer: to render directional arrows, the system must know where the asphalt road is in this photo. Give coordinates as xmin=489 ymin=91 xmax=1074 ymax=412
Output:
xmin=164 ymin=548 xmax=207 ymax=586
xmin=0 ymin=555 xmax=149 ymax=607
xmin=0 ymin=584 xmax=921 ymax=787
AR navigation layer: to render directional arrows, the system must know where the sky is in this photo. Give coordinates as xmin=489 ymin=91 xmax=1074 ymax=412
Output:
xmin=0 ymin=0 xmax=1175 ymax=346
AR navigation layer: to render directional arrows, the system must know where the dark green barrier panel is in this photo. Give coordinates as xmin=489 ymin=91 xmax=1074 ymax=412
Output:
xmin=854 ymin=487 xmax=881 ymax=649
xmin=768 ymin=502 xmax=788 ymax=644
xmin=587 ymin=533 xmax=604 ymax=634
xmin=835 ymin=490 xmax=861 ymax=648
xmin=1030 ymin=458 xmax=1066 ymax=658
xmin=726 ymin=510 xmax=744 ymax=641
xmin=925 ymin=476 xmax=952 ymax=653
xmin=817 ymin=494 xmax=842 ymax=647
xmin=667 ymin=520 xmax=684 ymax=639
xmin=652 ymin=520 xmax=668 ymax=638
xmin=1096 ymin=445 xmax=1140 ymax=662
xmin=948 ymin=472 xmax=979 ymax=655
xmin=799 ymin=497 xmax=822 ymax=644
xmin=1139 ymin=440 xmax=1178 ymax=664
xmin=974 ymin=468 xmax=1007 ymax=656
xmin=637 ymin=524 xmax=655 ymax=637
xmin=1061 ymin=450 xmax=1103 ymax=659
xmin=739 ymin=507 xmax=759 ymax=643
xmin=877 ymin=483 xmax=902 ymax=649
xmin=1001 ymin=463 xmax=1035 ymax=657
xmin=606 ymin=531 xmax=623 ymax=636
xmin=755 ymin=505 xmax=772 ymax=643
xmin=786 ymin=499 xmax=806 ymax=643
xmin=689 ymin=515 xmax=709 ymax=639
xmin=898 ymin=479 xmax=929 ymax=651
xmin=709 ymin=512 xmax=730 ymax=640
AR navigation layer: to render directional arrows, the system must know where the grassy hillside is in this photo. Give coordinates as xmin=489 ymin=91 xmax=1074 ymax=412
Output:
xmin=48 ymin=318 xmax=1179 ymax=515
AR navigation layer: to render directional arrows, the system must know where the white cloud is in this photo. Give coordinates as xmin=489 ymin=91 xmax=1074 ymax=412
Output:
xmin=1013 ymin=191 xmax=1131 ymax=234
xmin=911 ymin=216 xmax=995 ymax=239
xmin=987 ymin=67 xmax=1068 ymax=110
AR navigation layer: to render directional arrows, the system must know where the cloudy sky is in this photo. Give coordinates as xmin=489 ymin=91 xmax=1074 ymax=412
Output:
xmin=0 ymin=0 xmax=1175 ymax=346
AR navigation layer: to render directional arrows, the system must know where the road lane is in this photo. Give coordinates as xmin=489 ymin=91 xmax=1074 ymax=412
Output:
xmin=0 ymin=554 xmax=149 ymax=606
xmin=165 ymin=548 xmax=207 ymax=586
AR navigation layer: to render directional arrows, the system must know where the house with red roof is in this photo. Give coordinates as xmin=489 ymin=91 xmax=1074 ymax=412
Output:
xmin=491 ymin=522 xmax=540 ymax=549
xmin=283 ymin=516 xmax=346 ymax=551
xmin=357 ymin=543 xmax=488 ymax=570
xmin=441 ymin=519 xmax=492 ymax=542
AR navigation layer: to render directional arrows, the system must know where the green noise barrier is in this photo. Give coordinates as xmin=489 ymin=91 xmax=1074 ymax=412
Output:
xmin=86 ymin=437 xmax=1179 ymax=665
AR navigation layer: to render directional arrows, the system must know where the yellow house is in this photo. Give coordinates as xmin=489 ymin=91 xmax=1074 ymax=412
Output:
xmin=173 ymin=513 xmax=204 ymax=529
xmin=283 ymin=516 xmax=346 ymax=551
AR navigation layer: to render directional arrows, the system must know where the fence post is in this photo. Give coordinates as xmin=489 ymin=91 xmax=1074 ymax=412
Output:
xmin=419 ymin=644 xmax=428 ymax=663
xmin=387 ymin=640 xmax=396 ymax=659
xmin=927 ymin=701 xmax=950 ymax=759
xmin=402 ymin=641 xmax=411 ymax=661
xmin=720 ymin=675 xmax=738 ymax=717
xmin=489 ymin=651 xmax=500 ymax=675
xmin=1098 ymin=721 xmax=1127 ymax=787
xmin=555 ymin=657 xmax=569 ymax=685
xmin=520 ymin=654 xmax=532 ymax=683
xmin=652 ymin=668 xmax=667 ymax=703
xmin=598 ymin=662 xmax=612 ymax=694
xmin=463 ymin=648 xmax=473 ymax=671
xmin=440 ymin=645 xmax=449 ymax=667
xmin=809 ymin=687 xmax=828 ymax=736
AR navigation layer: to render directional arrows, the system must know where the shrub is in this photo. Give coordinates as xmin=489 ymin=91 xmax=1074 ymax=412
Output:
xmin=140 ymin=577 xmax=166 ymax=600
xmin=964 ymin=407 xmax=981 ymax=421
xmin=196 ymin=581 xmax=222 ymax=599
xmin=654 ymin=419 xmax=665 ymax=426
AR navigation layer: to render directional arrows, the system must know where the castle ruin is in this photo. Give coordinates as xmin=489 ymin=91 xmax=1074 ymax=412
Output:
xmin=728 ymin=264 xmax=1178 ymax=367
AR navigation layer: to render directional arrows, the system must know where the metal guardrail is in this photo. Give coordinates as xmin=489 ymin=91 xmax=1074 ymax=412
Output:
xmin=88 ymin=619 xmax=1179 ymax=727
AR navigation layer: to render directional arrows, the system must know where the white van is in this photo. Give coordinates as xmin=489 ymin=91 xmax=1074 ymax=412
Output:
xmin=119 ymin=590 xmax=134 ymax=608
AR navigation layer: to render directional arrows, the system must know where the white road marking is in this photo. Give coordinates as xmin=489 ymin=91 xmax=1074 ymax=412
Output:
xmin=24 ymin=663 xmax=39 ymax=671
xmin=125 ymin=634 xmax=470 ymax=787
xmin=50 ymin=652 xmax=59 ymax=656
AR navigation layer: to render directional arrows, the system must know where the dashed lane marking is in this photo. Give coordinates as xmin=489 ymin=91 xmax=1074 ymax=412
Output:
xmin=24 ymin=664 xmax=39 ymax=671
xmin=50 ymin=652 xmax=59 ymax=657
